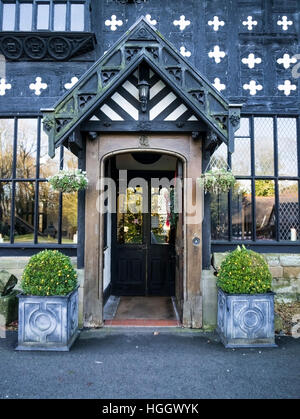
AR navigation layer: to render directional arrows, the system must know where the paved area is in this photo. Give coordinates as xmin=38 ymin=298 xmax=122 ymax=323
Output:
xmin=0 ymin=328 xmax=299 ymax=399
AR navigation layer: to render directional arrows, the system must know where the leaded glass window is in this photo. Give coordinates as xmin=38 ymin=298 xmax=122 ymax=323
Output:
xmin=0 ymin=116 xmax=78 ymax=246
xmin=211 ymin=115 xmax=300 ymax=243
xmin=0 ymin=0 xmax=89 ymax=31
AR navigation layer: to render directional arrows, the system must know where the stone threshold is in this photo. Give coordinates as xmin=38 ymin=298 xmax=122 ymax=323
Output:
xmin=104 ymin=319 xmax=181 ymax=327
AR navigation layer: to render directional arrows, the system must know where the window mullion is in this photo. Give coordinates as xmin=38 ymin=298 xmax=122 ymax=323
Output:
xmin=0 ymin=2 xmax=3 ymax=31
xmin=57 ymin=146 xmax=64 ymax=244
xmin=273 ymin=116 xmax=280 ymax=242
xmin=33 ymin=117 xmax=41 ymax=244
xmin=32 ymin=0 xmax=38 ymax=30
xmin=10 ymin=117 xmax=18 ymax=244
xmin=228 ymin=148 xmax=232 ymax=241
xmin=250 ymin=115 xmax=256 ymax=242
xmin=66 ymin=0 xmax=71 ymax=31
xmin=49 ymin=0 xmax=54 ymax=31
xmin=15 ymin=0 xmax=20 ymax=31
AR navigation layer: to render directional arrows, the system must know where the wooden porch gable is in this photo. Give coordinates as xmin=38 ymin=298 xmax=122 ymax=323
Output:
xmin=41 ymin=17 xmax=242 ymax=158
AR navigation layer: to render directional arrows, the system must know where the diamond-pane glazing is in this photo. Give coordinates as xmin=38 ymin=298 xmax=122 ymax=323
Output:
xmin=279 ymin=180 xmax=299 ymax=241
xmin=232 ymin=180 xmax=252 ymax=240
xmin=210 ymin=142 xmax=228 ymax=170
xmin=254 ymin=117 xmax=274 ymax=176
xmin=277 ymin=118 xmax=298 ymax=177
xmin=234 ymin=117 xmax=249 ymax=137
xmin=232 ymin=137 xmax=251 ymax=175
xmin=255 ymin=180 xmax=276 ymax=240
xmin=211 ymin=192 xmax=228 ymax=240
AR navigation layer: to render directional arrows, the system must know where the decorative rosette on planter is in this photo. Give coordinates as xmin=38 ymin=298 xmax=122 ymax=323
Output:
xmin=48 ymin=169 xmax=88 ymax=193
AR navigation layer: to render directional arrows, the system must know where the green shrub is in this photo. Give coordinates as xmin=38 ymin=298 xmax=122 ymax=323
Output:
xmin=217 ymin=246 xmax=272 ymax=294
xmin=21 ymin=250 xmax=78 ymax=296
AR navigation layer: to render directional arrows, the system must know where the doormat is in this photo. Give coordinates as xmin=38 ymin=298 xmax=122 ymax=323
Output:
xmin=104 ymin=296 xmax=180 ymax=327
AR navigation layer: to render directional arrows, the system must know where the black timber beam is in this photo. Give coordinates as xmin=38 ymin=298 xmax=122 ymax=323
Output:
xmin=80 ymin=120 xmax=207 ymax=133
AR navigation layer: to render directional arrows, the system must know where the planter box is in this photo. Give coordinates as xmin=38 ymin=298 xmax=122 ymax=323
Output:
xmin=217 ymin=288 xmax=277 ymax=348
xmin=16 ymin=287 xmax=79 ymax=351
xmin=0 ymin=290 xmax=18 ymax=326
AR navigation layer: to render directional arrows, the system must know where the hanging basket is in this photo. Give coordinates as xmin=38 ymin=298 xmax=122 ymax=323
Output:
xmin=198 ymin=168 xmax=236 ymax=194
xmin=48 ymin=169 xmax=88 ymax=193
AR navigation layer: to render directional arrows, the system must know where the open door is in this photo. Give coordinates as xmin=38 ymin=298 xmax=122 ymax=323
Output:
xmin=174 ymin=159 xmax=184 ymax=317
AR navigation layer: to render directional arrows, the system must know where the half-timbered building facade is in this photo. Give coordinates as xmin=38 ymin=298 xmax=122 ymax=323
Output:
xmin=0 ymin=0 xmax=299 ymax=328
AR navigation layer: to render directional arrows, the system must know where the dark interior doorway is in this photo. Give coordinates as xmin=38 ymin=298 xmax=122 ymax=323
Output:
xmin=109 ymin=152 xmax=179 ymax=297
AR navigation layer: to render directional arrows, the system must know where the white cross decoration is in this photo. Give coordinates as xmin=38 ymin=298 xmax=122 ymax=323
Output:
xmin=180 ymin=46 xmax=191 ymax=58
xmin=243 ymin=80 xmax=263 ymax=95
xmin=277 ymin=16 xmax=293 ymax=31
xmin=213 ymin=78 xmax=226 ymax=92
xmin=29 ymin=77 xmax=47 ymax=96
xmin=0 ymin=78 xmax=11 ymax=96
xmin=208 ymin=46 xmax=226 ymax=63
xmin=242 ymin=16 xmax=258 ymax=31
xmin=277 ymin=53 xmax=297 ymax=69
xmin=278 ymin=80 xmax=296 ymax=96
xmin=173 ymin=15 xmax=190 ymax=31
xmin=208 ymin=16 xmax=225 ymax=31
xmin=145 ymin=14 xmax=157 ymax=25
xmin=64 ymin=77 xmax=79 ymax=90
xmin=105 ymin=15 xmax=123 ymax=31
xmin=242 ymin=53 xmax=262 ymax=69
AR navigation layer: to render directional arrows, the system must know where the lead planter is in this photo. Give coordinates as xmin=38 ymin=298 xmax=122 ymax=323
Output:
xmin=217 ymin=288 xmax=276 ymax=348
xmin=16 ymin=287 xmax=79 ymax=351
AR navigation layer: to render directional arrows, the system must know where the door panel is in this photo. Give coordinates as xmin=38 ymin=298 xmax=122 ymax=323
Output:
xmin=148 ymin=246 xmax=175 ymax=295
xmin=114 ymin=247 xmax=146 ymax=295
xmin=112 ymin=171 xmax=176 ymax=296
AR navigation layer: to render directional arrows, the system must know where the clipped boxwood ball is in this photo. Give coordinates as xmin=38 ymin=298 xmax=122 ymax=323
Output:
xmin=217 ymin=246 xmax=272 ymax=294
xmin=21 ymin=250 xmax=78 ymax=296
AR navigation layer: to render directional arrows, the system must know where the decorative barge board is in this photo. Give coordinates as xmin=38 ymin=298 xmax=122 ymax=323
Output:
xmin=41 ymin=17 xmax=241 ymax=328
xmin=42 ymin=17 xmax=241 ymax=157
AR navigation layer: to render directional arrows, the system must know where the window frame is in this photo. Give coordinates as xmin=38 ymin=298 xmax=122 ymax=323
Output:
xmin=211 ymin=113 xmax=300 ymax=252
xmin=0 ymin=114 xmax=77 ymax=254
xmin=0 ymin=0 xmax=89 ymax=32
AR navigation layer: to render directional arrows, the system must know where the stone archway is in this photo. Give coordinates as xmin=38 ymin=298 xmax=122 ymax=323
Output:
xmin=83 ymin=133 xmax=203 ymax=328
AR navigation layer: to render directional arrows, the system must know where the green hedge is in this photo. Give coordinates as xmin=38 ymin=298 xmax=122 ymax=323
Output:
xmin=21 ymin=250 xmax=78 ymax=296
xmin=217 ymin=246 xmax=272 ymax=294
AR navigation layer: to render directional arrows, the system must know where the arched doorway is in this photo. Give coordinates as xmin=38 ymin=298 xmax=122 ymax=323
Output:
xmin=83 ymin=132 xmax=203 ymax=328
xmin=101 ymin=149 xmax=185 ymax=324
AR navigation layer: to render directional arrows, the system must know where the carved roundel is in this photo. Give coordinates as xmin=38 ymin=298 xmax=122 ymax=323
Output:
xmin=237 ymin=306 xmax=264 ymax=334
xmin=29 ymin=308 xmax=57 ymax=338
xmin=48 ymin=36 xmax=72 ymax=60
xmin=1 ymin=36 xmax=23 ymax=60
xmin=24 ymin=36 xmax=47 ymax=60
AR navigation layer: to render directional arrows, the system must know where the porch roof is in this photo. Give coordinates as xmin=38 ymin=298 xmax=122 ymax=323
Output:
xmin=42 ymin=16 xmax=242 ymax=158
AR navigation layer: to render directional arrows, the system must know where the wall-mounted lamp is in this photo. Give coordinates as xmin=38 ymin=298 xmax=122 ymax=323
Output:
xmin=138 ymin=80 xmax=150 ymax=113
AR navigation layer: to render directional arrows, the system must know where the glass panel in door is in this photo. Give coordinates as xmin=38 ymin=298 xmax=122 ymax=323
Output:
xmin=117 ymin=186 xmax=143 ymax=244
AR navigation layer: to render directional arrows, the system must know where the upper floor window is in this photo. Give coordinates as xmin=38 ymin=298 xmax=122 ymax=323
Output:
xmin=0 ymin=0 xmax=89 ymax=32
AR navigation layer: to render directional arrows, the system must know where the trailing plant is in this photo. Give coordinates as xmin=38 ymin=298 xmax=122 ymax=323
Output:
xmin=217 ymin=245 xmax=272 ymax=294
xmin=21 ymin=250 xmax=78 ymax=296
xmin=199 ymin=168 xmax=236 ymax=194
xmin=48 ymin=169 xmax=88 ymax=193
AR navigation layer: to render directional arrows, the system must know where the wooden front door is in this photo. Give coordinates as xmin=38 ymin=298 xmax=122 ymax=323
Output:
xmin=111 ymin=171 xmax=176 ymax=296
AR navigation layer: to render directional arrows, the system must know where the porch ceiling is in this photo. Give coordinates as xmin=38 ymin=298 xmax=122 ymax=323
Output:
xmin=42 ymin=16 xmax=242 ymax=158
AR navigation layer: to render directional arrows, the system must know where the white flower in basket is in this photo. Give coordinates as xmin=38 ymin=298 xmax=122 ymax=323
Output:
xmin=199 ymin=167 xmax=236 ymax=194
xmin=48 ymin=169 xmax=88 ymax=193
